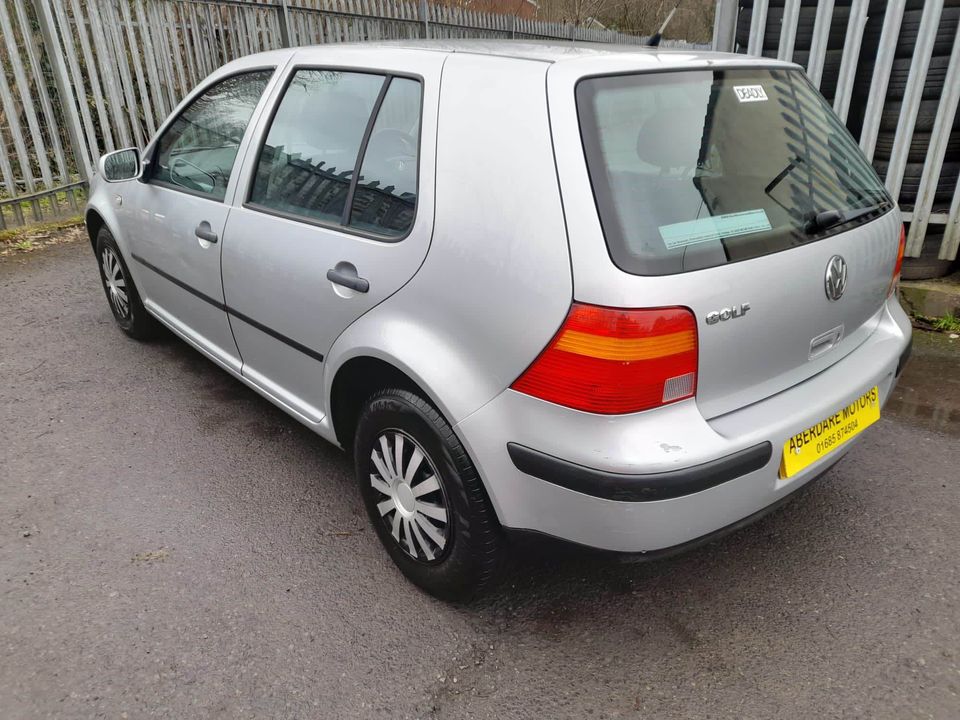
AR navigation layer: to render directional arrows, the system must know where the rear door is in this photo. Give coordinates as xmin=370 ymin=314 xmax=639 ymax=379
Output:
xmin=550 ymin=60 xmax=901 ymax=419
xmin=221 ymin=52 xmax=440 ymax=422
xmin=129 ymin=69 xmax=276 ymax=370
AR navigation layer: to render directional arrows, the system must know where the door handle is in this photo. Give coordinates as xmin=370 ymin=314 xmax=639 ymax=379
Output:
xmin=327 ymin=262 xmax=369 ymax=293
xmin=194 ymin=221 xmax=218 ymax=243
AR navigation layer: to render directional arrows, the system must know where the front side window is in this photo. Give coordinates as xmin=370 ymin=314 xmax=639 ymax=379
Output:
xmin=249 ymin=70 xmax=386 ymax=226
xmin=151 ymin=70 xmax=273 ymax=201
xmin=577 ymin=68 xmax=892 ymax=276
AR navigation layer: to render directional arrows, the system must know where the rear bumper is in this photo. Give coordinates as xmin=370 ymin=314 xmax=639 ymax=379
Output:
xmin=455 ymin=296 xmax=912 ymax=553
xmin=505 ymin=454 xmax=842 ymax=561
xmin=506 ymin=441 xmax=773 ymax=502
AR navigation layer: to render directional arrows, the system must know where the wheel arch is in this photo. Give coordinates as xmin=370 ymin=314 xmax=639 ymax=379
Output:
xmin=323 ymin=308 xmax=513 ymax=454
xmin=84 ymin=199 xmax=129 ymax=261
xmin=83 ymin=195 xmax=143 ymax=291
xmin=85 ymin=207 xmax=106 ymax=252
xmin=328 ymin=354 xmax=438 ymax=452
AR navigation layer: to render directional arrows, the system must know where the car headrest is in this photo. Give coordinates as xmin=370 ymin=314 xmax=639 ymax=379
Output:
xmin=635 ymin=109 xmax=705 ymax=170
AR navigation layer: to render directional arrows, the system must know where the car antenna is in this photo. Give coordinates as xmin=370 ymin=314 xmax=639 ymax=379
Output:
xmin=646 ymin=0 xmax=683 ymax=47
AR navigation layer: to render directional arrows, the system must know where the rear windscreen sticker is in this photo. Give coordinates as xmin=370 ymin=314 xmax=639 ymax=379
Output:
xmin=734 ymin=85 xmax=769 ymax=102
xmin=658 ymin=209 xmax=772 ymax=249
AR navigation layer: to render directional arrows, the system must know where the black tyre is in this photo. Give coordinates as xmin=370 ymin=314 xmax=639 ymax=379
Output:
xmin=94 ymin=226 xmax=158 ymax=340
xmin=863 ymin=8 xmax=960 ymax=58
xmin=868 ymin=0 xmax=960 ymax=10
xmin=736 ymin=7 xmax=849 ymax=51
xmin=354 ymin=388 xmax=504 ymax=600
xmin=855 ymin=56 xmax=949 ymax=101
xmin=873 ymin=130 xmax=960 ymax=163
xmin=901 ymin=230 xmax=956 ymax=281
xmin=740 ymin=0 xmax=852 ymax=9
xmin=880 ymin=99 xmax=960 ymax=132
xmin=872 ymin=160 xmax=960 ymax=205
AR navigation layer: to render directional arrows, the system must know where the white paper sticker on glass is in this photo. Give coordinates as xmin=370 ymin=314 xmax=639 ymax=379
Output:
xmin=734 ymin=85 xmax=768 ymax=103
xmin=658 ymin=209 xmax=772 ymax=249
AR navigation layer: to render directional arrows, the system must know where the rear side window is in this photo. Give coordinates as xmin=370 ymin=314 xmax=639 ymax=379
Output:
xmin=576 ymin=68 xmax=892 ymax=276
xmin=349 ymin=78 xmax=421 ymax=237
xmin=151 ymin=71 xmax=273 ymax=201
xmin=250 ymin=70 xmax=384 ymax=225
xmin=249 ymin=69 xmax=422 ymax=238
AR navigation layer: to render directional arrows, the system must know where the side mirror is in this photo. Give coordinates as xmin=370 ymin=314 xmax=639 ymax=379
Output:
xmin=98 ymin=148 xmax=141 ymax=182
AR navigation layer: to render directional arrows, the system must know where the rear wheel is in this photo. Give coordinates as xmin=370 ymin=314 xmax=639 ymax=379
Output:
xmin=95 ymin=227 xmax=157 ymax=340
xmin=354 ymin=388 xmax=504 ymax=600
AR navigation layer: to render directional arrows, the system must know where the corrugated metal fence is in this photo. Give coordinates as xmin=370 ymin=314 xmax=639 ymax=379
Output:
xmin=714 ymin=0 xmax=960 ymax=264
xmin=0 ymin=0 xmax=667 ymax=229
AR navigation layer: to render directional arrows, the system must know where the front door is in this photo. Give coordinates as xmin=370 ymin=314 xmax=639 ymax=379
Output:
xmin=221 ymin=57 xmax=438 ymax=422
xmin=130 ymin=69 xmax=275 ymax=371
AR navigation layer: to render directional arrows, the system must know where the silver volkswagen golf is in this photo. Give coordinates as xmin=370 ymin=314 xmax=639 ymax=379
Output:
xmin=86 ymin=41 xmax=912 ymax=599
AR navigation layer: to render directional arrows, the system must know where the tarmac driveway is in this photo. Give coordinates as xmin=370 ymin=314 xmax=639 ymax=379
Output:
xmin=1 ymin=240 xmax=959 ymax=719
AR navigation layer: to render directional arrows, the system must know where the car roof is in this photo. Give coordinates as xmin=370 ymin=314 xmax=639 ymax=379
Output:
xmin=223 ymin=40 xmax=796 ymax=73
xmin=333 ymin=39 xmax=736 ymax=64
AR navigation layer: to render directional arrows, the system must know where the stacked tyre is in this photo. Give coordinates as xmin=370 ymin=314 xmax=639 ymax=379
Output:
xmin=735 ymin=0 xmax=851 ymax=101
xmin=852 ymin=1 xmax=960 ymax=278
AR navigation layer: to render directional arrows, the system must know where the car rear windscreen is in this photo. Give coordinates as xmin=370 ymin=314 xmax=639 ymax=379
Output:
xmin=576 ymin=68 xmax=893 ymax=276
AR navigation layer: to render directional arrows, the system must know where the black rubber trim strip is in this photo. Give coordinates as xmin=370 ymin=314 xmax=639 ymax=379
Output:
xmin=340 ymin=75 xmax=392 ymax=226
xmin=507 ymin=441 xmax=773 ymax=502
xmin=226 ymin=307 xmax=325 ymax=363
xmin=132 ymin=252 xmax=225 ymax=310
xmin=896 ymin=336 xmax=913 ymax=377
xmin=131 ymin=253 xmax=324 ymax=363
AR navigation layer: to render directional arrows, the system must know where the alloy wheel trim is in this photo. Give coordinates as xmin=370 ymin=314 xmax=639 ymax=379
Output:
xmin=369 ymin=428 xmax=451 ymax=564
xmin=101 ymin=247 xmax=130 ymax=319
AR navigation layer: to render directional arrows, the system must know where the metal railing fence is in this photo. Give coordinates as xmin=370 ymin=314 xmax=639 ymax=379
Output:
xmin=714 ymin=0 xmax=960 ymax=262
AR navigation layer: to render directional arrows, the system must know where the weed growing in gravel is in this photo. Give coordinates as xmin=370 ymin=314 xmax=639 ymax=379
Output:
xmin=932 ymin=314 xmax=960 ymax=334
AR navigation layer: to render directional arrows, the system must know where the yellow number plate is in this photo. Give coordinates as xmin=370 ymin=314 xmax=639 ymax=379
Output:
xmin=779 ymin=386 xmax=881 ymax=479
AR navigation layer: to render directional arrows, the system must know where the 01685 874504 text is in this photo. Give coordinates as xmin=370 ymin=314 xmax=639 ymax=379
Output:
xmin=780 ymin=386 xmax=881 ymax=478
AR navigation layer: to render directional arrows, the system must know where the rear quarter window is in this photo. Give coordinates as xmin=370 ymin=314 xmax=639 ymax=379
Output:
xmin=576 ymin=68 xmax=893 ymax=276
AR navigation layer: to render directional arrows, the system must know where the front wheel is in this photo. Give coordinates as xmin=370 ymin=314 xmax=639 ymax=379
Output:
xmin=354 ymin=388 xmax=504 ymax=601
xmin=95 ymin=227 xmax=157 ymax=340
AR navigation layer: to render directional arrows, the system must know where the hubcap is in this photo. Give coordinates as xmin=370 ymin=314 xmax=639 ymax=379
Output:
xmin=101 ymin=247 xmax=129 ymax=318
xmin=370 ymin=430 xmax=450 ymax=562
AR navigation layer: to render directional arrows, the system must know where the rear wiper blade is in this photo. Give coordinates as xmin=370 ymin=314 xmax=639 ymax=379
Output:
xmin=805 ymin=204 xmax=885 ymax=234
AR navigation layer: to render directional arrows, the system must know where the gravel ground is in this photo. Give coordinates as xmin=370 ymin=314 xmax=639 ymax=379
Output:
xmin=1 ymin=239 xmax=959 ymax=719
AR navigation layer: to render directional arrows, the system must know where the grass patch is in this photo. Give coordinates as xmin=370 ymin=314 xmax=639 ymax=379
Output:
xmin=932 ymin=313 xmax=960 ymax=334
xmin=10 ymin=189 xmax=81 ymax=218
xmin=913 ymin=313 xmax=960 ymax=335
xmin=0 ymin=216 xmax=84 ymax=244
xmin=0 ymin=178 xmax=86 ymax=221
xmin=0 ymin=216 xmax=85 ymax=258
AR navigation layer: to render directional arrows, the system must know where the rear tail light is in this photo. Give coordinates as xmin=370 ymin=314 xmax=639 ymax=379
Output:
xmin=510 ymin=303 xmax=698 ymax=414
xmin=889 ymin=225 xmax=906 ymax=296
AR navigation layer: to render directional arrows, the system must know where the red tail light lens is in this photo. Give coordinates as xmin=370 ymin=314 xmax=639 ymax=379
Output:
xmin=510 ymin=303 xmax=698 ymax=414
xmin=889 ymin=225 xmax=906 ymax=296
